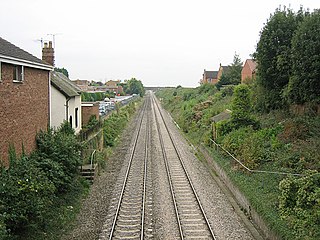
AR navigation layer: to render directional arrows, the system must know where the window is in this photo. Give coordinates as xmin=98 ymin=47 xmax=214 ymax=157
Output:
xmin=75 ymin=107 xmax=79 ymax=128
xmin=13 ymin=65 xmax=24 ymax=82
xmin=69 ymin=115 xmax=73 ymax=128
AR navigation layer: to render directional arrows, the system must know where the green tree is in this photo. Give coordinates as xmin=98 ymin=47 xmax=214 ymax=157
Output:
xmin=126 ymin=78 xmax=145 ymax=97
xmin=286 ymin=9 xmax=320 ymax=104
xmin=216 ymin=53 xmax=242 ymax=89
xmin=255 ymin=8 xmax=303 ymax=111
xmin=231 ymin=84 xmax=253 ymax=125
xmin=54 ymin=67 xmax=69 ymax=77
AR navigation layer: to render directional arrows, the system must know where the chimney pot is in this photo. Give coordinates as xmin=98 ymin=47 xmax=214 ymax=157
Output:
xmin=42 ymin=41 xmax=55 ymax=66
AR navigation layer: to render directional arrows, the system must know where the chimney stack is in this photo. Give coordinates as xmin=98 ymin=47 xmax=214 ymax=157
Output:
xmin=42 ymin=41 xmax=54 ymax=66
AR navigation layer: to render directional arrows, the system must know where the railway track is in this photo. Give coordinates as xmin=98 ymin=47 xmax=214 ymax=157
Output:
xmin=151 ymin=94 xmax=217 ymax=240
xmin=100 ymin=96 xmax=153 ymax=240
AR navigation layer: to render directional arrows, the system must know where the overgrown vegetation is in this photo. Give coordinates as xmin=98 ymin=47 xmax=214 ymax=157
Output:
xmin=81 ymin=91 xmax=114 ymax=102
xmin=0 ymin=122 xmax=88 ymax=239
xmin=254 ymin=8 xmax=320 ymax=111
xmin=0 ymin=97 xmax=141 ymax=239
xmin=156 ymin=9 xmax=320 ymax=237
xmin=103 ymin=101 xmax=139 ymax=147
xmin=123 ymin=78 xmax=145 ymax=97
xmin=216 ymin=53 xmax=243 ymax=89
xmin=157 ymin=83 xmax=320 ymax=239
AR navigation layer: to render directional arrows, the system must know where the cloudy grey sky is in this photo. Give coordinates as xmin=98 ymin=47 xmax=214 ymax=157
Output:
xmin=1 ymin=0 xmax=318 ymax=87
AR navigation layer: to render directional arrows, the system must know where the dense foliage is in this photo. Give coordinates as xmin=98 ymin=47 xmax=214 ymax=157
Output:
xmin=279 ymin=171 xmax=320 ymax=238
xmin=156 ymin=6 xmax=320 ymax=240
xmin=103 ymin=101 xmax=138 ymax=147
xmin=81 ymin=91 xmax=112 ymax=102
xmin=156 ymin=82 xmax=320 ymax=238
xmin=125 ymin=78 xmax=145 ymax=97
xmin=254 ymin=8 xmax=303 ymax=111
xmin=54 ymin=67 xmax=69 ymax=78
xmin=286 ymin=10 xmax=320 ymax=104
xmin=0 ymin=122 xmax=85 ymax=239
xmin=216 ymin=53 xmax=243 ymax=89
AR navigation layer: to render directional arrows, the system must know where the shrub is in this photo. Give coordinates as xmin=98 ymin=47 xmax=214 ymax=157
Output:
xmin=103 ymin=102 xmax=137 ymax=147
xmin=279 ymin=171 xmax=320 ymax=239
xmin=0 ymin=156 xmax=55 ymax=235
xmin=35 ymin=122 xmax=82 ymax=193
xmin=222 ymin=126 xmax=283 ymax=169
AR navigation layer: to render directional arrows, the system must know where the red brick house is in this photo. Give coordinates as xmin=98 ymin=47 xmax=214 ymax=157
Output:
xmin=201 ymin=69 xmax=218 ymax=84
xmin=217 ymin=64 xmax=231 ymax=82
xmin=241 ymin=59 xmax=257 ymax=83
xmin=105 ymin=80 xmax=123 ymax=94
xmin=0 ymin=37 xmax=53 ymax=164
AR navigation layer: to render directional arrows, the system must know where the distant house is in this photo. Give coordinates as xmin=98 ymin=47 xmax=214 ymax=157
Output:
xmin=0 ymin=37 xmax=53 ymax=164
xmin=51 ymin=71 xmax=82 ymax=134
xmin=241 ymin=59 xmax=257 ymax=83
xmin=42 ymin=42 xmax=82 ymax=133
xmin=217 ymin=64 xmax=231 ymax=82
xmin=72 ymin=79 xmax=90 ymax=91
xmin=106 ymin=80 xmax=120 ymax=88
xmin=105 ymin=80 xmax=123 ymax=94
xmin=202 ymin=70 xmax=218 ymax=84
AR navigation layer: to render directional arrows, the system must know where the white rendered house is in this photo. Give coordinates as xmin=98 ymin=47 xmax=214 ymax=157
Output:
xmin=51 ymin=71 xmax=82 ymax=134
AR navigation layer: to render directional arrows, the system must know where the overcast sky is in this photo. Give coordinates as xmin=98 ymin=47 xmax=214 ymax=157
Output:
xmin=1 ymin=0 xmax=318 ymax=87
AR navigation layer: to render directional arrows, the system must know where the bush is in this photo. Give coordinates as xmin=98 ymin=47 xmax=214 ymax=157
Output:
xmin=0 ymin=122 xmax=84 ymax=238
xmin=35 ymin=122 xmax=82 ymax=193
xmin=222 ymin=126 xmax=283 ymax=169
xmin=0 ymin=156 xmax=55 ymax=235
xmin=103 ymin=102 xmax=137 ymax=147
xmin=279 ymin=171 xmax=320 ymax=239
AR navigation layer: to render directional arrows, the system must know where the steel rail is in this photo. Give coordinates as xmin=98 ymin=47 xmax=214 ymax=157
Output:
xmin=151 ymin=96 xmax=184 ymax=239
xmin=140 ymin=97 xmax=150 ymax=240
xmin=108 ymin=97 xmax=149 ymax=240
xmin=152 ymin=94 xmax=217 ymax=240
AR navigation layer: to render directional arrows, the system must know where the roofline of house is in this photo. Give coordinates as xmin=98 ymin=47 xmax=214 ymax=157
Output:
xmin=51 ymin=80 xmax=80 ymax=98
xmin=0 ymin=54 xmax=53 ymax=71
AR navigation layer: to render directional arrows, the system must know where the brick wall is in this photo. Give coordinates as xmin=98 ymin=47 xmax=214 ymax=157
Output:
xmin=0 ymin=63 xmax=49 ymax=165
xmin=241 ymin=65 xmax=253 ymax=83
xmin=82 ymin=102 xmax=99 ymax=126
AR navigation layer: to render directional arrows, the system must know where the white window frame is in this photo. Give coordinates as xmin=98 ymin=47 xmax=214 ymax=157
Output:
xmin=13 ymin=65 xmax=24 ymax=83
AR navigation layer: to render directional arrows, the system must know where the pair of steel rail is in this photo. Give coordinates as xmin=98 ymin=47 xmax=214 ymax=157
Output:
xmin=107 ymin=93 xmax=216 ymax=239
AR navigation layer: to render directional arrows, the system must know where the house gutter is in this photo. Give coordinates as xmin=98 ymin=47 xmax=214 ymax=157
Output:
xmin=0 ymin=55 xmax=53 ymax=71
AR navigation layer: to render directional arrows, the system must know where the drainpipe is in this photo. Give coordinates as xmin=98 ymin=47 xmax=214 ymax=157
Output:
xmin=48 ymin=72 xmax=52 ymax=127
xmin=65 ymin=97 xmax=71 ymax=123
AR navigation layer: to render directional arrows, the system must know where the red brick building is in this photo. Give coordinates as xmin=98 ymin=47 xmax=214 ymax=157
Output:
xmin=201 ymin=69 xmax=218 ymax=84
xmin=0 ymin=37 xmax=53 ymax=164
xmin=81 ymin=102 xmax=100 ymax=126
xmin=241 ymin=59 xmax=257 ymax=83
xmin=217 ymin=64 xmax=231 ymax=82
